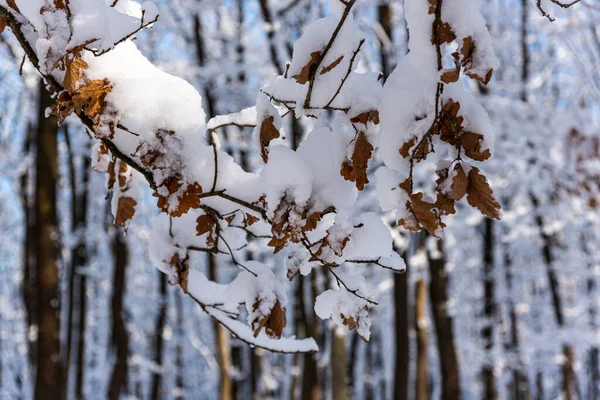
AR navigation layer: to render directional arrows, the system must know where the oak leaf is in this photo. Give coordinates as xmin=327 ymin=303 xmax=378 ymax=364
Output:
xmin=292 ymin=51 xmax=320 ymax=84
xmin=253 ymin=299 xmax=286 ymax=339
xmin=449 ymin=163 xmax=468 ymax=200
xmin=169 ymin=253 xmax=190 ymax=293
xmin=466 ymin=167 xmax=500 ymax=219
xmin=440 ymin=67 xmax=460 ymax=83
xmin=244 ymin=213 xmax=259 ymax=227
xmin=196 ymin=214 xmax=215 ymax=236
xmin=460 ymin=132 xmax=491 ymax=161
xmin=63 ymin=56 xmax=88 ymax=92
xmin=115 ymin=196 xmax=137 ymax=228
xmin=259 ymin=116 xmax=280 ymax=163
xmin=340 ymin=132 xmax=373 ymax=190
xmin=350 ymin=110 xmax=380 ymax=125
xmin=399 ymin=138 xmax=415 ymax=158
xmin=72 ymin=78 xmax=112 ymax=119
xmin=411 ymin=192 xmax=441 ymax=236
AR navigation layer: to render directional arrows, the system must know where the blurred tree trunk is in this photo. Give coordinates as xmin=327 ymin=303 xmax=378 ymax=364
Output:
xmin=208 ymin=253 xmax=233 ymax=400
xmin=561 ymin=345 xmax=578 ymax=400
xmin=33 ymin=81 xmax=65 ymax=400
xmin=302 ymin=274 xmax=320 ymax=400
xmin=427 ymin=238 xmax=460 ymax=400
xmin=74 ymin=248 xmax=88 ymax=400
xmin=175 ymin=293 xmax=185 ymax=398
xmin=63 ymin=129 xmax=90 ymax=398
xmin=331 ymin=328 xmax=348 ymax=400
xmin=482 ymin=218 xmax=497 ymax=400
xmin=393 ymin=251 xmax=409 ymax=400
xmin=150 ymin=274 xmax=167 ymax=400
xmin=19 ymin=125 xmax=37 ymax=369
xmin=414 ymin=278 xmax=428 ymax=400
xmin=108 ymin=229 xmax=129 ymax=399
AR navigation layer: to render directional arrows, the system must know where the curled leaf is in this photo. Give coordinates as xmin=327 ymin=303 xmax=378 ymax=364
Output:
xmin=466 ymin=167 xmax=500 ymax=219
xmin=259 ymin=116 xmax=280 ymax=163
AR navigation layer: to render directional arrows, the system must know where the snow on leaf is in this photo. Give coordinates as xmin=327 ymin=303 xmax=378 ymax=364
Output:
xmin=259 ymin=116 xmax=280 ymax=163
xmin=72 ymin=78 xmax=113 ymax=120
xmin=115 ymin=196 xmax=137 ymax=228
xmin=253 ymin=299 xmax=286 ymax=339
xmin=63 ymin=56 xmax=87 ymax=92
xmin=460 ymin=132 xmax=491 ymax=161
xmin=292 ymin=51 xmax=321 ymax=84
xmin=340 ymin=132 xmax=373 ymax=191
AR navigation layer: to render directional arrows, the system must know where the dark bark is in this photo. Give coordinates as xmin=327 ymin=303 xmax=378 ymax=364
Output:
xmin=301 ymin=274 xmax=320 ymax=400
xmin=33 ymin=80 xmax=65 ymax=400
xmin=520 ymin=0 xmax=529 ymax=103
xmin=331 ymin=329 xmax=348 ymax=400
xmin=19 ymin=124 xmax=37 ymax=369
xmin=74 ymin=258 xmax=87 ymax=400
xmin=427 ymin=238 xmax=461 ymax=400
xmin=258 ymin=0 xmax=282 ymax=74
xmin=193 ymin=13 xmax=216 ymax=119
xmin=482 ymin=218 xmax=497 ymax=400
xmin=150 ymin=274 xmax=167 ymax=400
xmin=377 ymin=2 xmax=393 ymax=78
xmin=107 ymin=230 xmax=129 ymax=400
xmin=561 ymin=345 xmax=578 ymax=400
xmin=393 ymin=259 xmax=409 ymax=400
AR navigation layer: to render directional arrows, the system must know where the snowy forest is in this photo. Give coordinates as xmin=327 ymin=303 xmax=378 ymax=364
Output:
xmin=0 ymin=0 xmax=598 ymax=399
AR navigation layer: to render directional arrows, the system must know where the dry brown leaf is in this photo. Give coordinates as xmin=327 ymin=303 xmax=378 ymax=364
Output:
xmin=292 ymin=51 xmax=320 ymax=84
xmin=449 ymin=163 xmax=468 ymax=200
xmin=399 ymin=138 xmax=416 ymax=158
xmin=466 ymin=167 xmax=500 ymax=219
xmin=437 ymin=22 xmax=456 ymax=44
xmin=72 ymin=78 xmax=112 ymax=119
xmin=460 ymin=36 xmax=474 ymax=61
xmin=6 ymin=0 xmax=19 ymax=12
xmin=411 ymin=192 xmax=440 ymax=236
xmin=175 ymin=182 xmax=203 ymax=217
xmin=63 ymin=56 xmax=88 ymax=92
xmin=245 ymin=213 xmax=259 ymax=227
xmin=0 ymin=18 xmax=6 ymax=33
xmin=115 ymin=196 xmax=137 ymax=228
xmin=117 ymin=161 xmax=129 ymax=189
xmin=196 ymin=214 xmax=215 ymax=236
xmin=340 ymin=132 xmax=373 ymax=191
xmin=253 ymin=299 xmax=287 ymax=339
xmin=434 ymin=193 xmax=456 ymax=215
xmin=467 ymin=69 xmax=493 ymax=85
xmin=169 ymin=253 xmax=190 ymax=293
xmin=350 ymin=110 xmax=380 ymax=125
xmin=259 ymin=116 xmax=280 ymax=163
xmin=460 ymin=132 xmax=491 ymax=161
xmin=321 ymin=55 xmax=344 ymax=75
xmin=440 ymin=68 xmax=460 ymax=83
xmin=413 ymin=138 xmax=431 ymax=162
